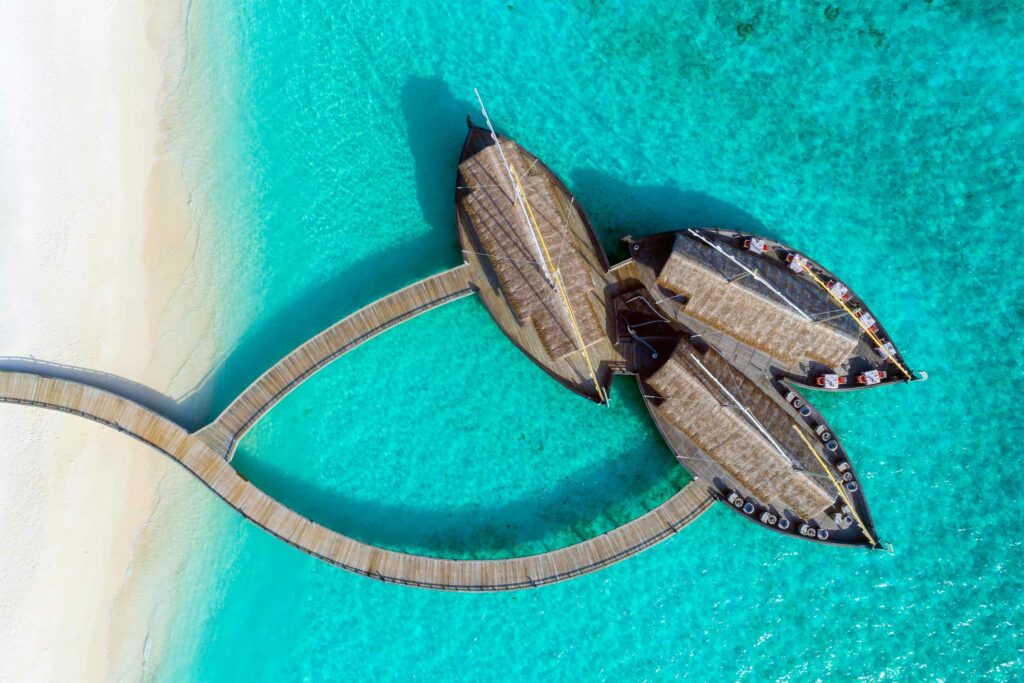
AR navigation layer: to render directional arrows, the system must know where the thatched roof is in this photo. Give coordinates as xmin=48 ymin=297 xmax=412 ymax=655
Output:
xmin=655 ymin=234 xmax=859 ymax=369
xmin=459 ymin=141 xmax=603 ymax=360
xmin=648 ymin=348 xmax=835 ymax=519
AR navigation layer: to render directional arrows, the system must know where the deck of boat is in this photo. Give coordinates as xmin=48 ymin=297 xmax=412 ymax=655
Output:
xmin=641 ymin=343 xmax=877 ymax=546
xmin=0 ymin=370 xmax=713 ymax=590
xmin=0 ymin=120 xmax=927 ymax=580
xmin=607 ymin=269 xmax=881 ymax=547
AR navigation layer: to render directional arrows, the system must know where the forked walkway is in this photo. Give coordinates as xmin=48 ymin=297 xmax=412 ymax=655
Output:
xmin=0 ymin=266 xmax=715 ymax=590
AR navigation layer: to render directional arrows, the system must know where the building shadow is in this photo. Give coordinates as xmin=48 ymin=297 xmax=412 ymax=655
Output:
xmin=203 ymin=76 xmax=474 ymax=415
xmin=569 ymin=169 xmax=773 ymax=263
xmin=2 ymin=100 xmax=775 ymax=444
xmin=231 ymin=378 xmax=687 ymax=558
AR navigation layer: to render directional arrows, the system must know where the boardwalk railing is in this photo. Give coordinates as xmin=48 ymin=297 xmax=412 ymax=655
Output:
xmin=0 ymin=266 xmax=714 ymax=590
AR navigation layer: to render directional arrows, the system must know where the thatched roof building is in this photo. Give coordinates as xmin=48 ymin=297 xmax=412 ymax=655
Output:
xmin=656 ymin=234 xmax=859 ymax=369
xmin=458 ymin=140 xmax=603 ymax=360
xmin=647 ymin=347 xmax=835 ymax=519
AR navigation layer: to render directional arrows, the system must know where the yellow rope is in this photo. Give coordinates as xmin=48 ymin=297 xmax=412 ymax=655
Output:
xmin=791 ymin=424 xmax=877 ymax=547
xmin=506 ymin=161 xmax=607 ymax=404
xmin=799 ymin=264 xmax=912 ymax=380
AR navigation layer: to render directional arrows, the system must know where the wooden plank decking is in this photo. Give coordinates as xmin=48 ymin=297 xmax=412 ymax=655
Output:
xmin=0 ymin=370 xmax=714 ymax=590
xmin=197 ymin=265 xmax=477 ymax=458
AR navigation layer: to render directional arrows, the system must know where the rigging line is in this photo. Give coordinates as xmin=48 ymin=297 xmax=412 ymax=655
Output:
xmin=506 ymin=164 xmax=607 ymax=405
xmin=688 ymin=353 xmax=802 ymax=470
xmin=686 ymin=229 xmax=813 ymax=322
xmin=644 ymin=402 xmax=835 ymax=483
xmin=651 ymin=270 xmax=755 ymax=307
xmin=726 ymin=271 xmax=754 ymax=284
xmin=551 ymin=196 xmax=576 ymax=275
xmin=640 ymin=392 xmax=729 ymax=406
xmin=791 ymin=425 xmax=878 ymax=547
xmin=624 ymin=294 xmax=670 ymax=322
xmin=807 ymin=309 xmax=853 ymax=323
xmin=687 ymin=303 xmax=857 ymax=343
xmin=461 ymin=248 xmax=543 ymax=268
xmin=627 ymin=327 xmax=659 ymax=357
xmin=626 ymin=319 xmax=668 ymax=329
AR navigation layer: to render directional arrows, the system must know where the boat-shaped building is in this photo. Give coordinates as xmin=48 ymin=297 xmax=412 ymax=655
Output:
xmin=455 ymin=117 xmax=924 ymax=549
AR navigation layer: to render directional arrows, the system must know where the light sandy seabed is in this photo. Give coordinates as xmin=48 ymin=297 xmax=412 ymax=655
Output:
xmin=0 ymin=1 xmax=221 ymax=679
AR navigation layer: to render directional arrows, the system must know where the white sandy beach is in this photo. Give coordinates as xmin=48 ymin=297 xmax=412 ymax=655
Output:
xmin=0 ymin=1 xmax=220 ymax=680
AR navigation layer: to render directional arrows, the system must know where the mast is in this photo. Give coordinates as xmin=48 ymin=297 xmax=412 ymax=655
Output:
xmin=686 ymin=229 xmax=813 ymax=322
xmin=688 ymin=353 xmax=800 ymax=469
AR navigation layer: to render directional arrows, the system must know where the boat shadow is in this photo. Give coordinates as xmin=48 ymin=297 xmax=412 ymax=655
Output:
xmin=231 ymin=384 xmax=687 ymax=559
xmin=201 ymin=76 xmax=474 ymax=416
xmin=568 ymin=169 xmax=775 ymax=262
xmin=0 ymin=77 xmax=476 ymax=430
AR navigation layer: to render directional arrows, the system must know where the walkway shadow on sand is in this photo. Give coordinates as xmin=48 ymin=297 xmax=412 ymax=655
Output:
xmin=0 ymin=77 xmax=475 ymax=431
xmin=1 ymin=94 xmax=775 ymax=432
xmin=0 ymin=139 xmax=776 ymax=429
xmin=0 ymin=357 xmax=215 ymax=431
xmin=0 ymin=102 xmax=765 ymax=555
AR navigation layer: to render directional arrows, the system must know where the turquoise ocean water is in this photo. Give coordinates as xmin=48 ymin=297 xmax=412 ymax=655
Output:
xmin=162 ymin=1 xmax=1023 ymax=680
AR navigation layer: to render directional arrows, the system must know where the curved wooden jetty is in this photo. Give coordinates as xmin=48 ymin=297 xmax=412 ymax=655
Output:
xmin=0 ymin=370 xmax=713 ymax=590
xmin=197 ymin=265 xmax=477 ymax=459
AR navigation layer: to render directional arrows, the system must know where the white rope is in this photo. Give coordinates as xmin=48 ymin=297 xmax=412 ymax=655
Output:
xmin=462 ymin=249 xmax=542 ymax=268
xmin=688 ymin=353 xmax=802 ymax=470
xmin=689 ymin=305 xmax=851 ymax=342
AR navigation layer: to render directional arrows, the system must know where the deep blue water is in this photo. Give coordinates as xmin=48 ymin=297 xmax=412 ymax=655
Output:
xmin=163 ymin=1 xmax=1023 ymax=680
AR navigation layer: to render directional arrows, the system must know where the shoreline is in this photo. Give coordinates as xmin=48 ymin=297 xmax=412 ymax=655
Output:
xmin=0 ymin=0 xmax=223 ymax=680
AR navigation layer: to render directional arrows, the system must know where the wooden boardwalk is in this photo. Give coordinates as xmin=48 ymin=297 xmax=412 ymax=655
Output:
xmin=0 ymin=370 xmax=714 ymax=590
xmin=197 ymin=265 xmax=477 ymax=458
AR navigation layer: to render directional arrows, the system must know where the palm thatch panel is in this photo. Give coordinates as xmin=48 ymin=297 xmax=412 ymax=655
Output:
xmin=459 ymin=141 xmax=603 ymax=360
xmin=648 ymin=348 xmax=835 ymax=518
xmin=655 ymin=234 xmax=859 ymax=368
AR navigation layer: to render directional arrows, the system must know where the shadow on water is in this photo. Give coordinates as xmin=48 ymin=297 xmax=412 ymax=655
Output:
xmin=0 ymin=357 xmax=214 ymax=430
xmin=0 ymin=77 xmax=476 ymax=429
xmin=204 ymin=77 xmax=474 ymax=415
xmin=569 ymin=169 xmax=773 ymax=262
xmin=232 ymin=380 xmax=688 ymax=559
xmin=2 ymin=95 xmax=755 ymax=555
